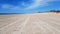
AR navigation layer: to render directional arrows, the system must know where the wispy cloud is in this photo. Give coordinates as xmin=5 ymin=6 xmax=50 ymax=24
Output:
xmin=25 ymin=0 xmax=60 ymax=9
xmin=1 ymin=4 xmax=22 ymax=10
xmin=1 ymin=0 xmax=60 ymax=11
xmin=1 ymin=4 xmax=14 ymax=9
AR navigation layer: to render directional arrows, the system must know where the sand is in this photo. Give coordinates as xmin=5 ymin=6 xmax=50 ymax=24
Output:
xmin=0 ymin=13 xmax=60 ymax=34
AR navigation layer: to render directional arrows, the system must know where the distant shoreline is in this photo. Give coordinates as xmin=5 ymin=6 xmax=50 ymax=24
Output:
xmin=0 ymin=13 xmax=23 ymax=15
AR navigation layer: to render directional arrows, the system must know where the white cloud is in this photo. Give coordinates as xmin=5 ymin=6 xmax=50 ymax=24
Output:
xmin=1 ymin=4 xmax=14 ymax=9
xmin=25 ymin=0 xmax=44 ymax=9
xmin=1 ymin=4 xmax=22 ymax=10
xmin=1 ymin=0 xmax=60 ymax=10
xmin=25 ymin=0 xmax=60 ymax=9
xmin=10 ymin=6 xmax=21 ymax=10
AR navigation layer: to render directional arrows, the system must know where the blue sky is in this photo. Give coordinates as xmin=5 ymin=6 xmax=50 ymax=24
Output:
xmin=0 ymin=0 xmax=60 ymax=13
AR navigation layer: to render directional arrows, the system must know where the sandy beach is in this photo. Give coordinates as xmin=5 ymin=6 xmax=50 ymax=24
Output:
xmin=0 ymin=13 xmax=60 ymax=34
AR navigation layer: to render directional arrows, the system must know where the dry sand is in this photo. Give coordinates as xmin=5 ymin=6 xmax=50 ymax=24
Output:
xmin=0 ymin=13 xmax=60 ymax=34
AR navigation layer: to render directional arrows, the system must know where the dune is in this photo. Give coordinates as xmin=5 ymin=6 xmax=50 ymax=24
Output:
xmin=0 ymin=13 xmax=60 ymax=34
